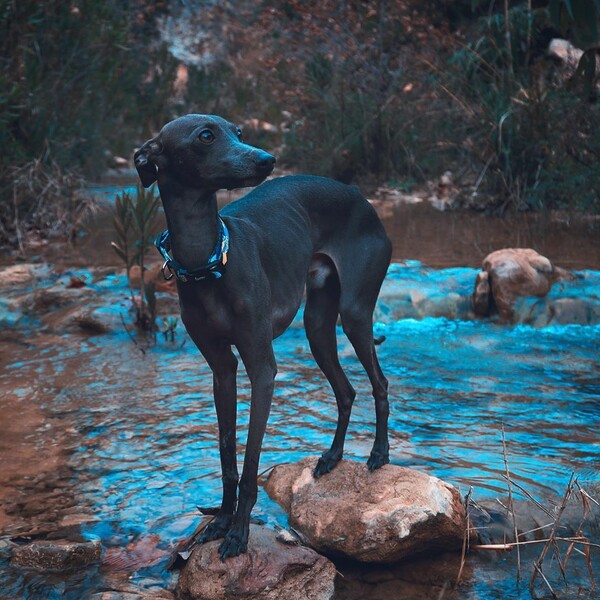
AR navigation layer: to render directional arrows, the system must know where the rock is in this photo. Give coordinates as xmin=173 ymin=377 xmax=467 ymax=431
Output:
xmin=0 ymin=264 xmax=35 ymax=287
xmin=243 ymin=118 xmax=279 ymax=134
xmin=472 ymin=248 xmax=572 ymax=322
xmin=27 ymin=285 xmax=94 ymax=315
xmin=11 ymin=538 xmax=102 ymax=571
xmin=473 ymin=270 xmax=491 ymax=317
xmin=112 ymin=155 xmax=130 ymax=169
xmin=90 ymin=590 xmax=174 ymax=600
xmin=473 ymin=490 xmax=600 ymax=547
xmin=549 ymin=297 xmax=598 ymax=326
xmin=374 ymin=263 xmax=476 ymax=323
xmin=428 ymin=171 xmax=458 ymax=211
xmin=89 ymin=575 xmax=175 ymax=599
xmin=264 ymin=458 xmax=468 ymax=563
xmin=0 ymin=296 xmax=24 ymax=328
xmin=42 ymin=304 xmax=114 ymax=334
xmin=0 ymin=263 xmax=51 ymax=293
xmin=102 ymin=534 xmax=170 ymax=572
xmin=547 ymin=38 xmax=600 ymax=88
xmin=176 ymin=524 xmax=336 ymax=600
xmin=335 ymin=550 xmax=470 ymax=600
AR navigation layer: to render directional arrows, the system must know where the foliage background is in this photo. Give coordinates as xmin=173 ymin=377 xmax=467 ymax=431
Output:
xmin=1 ymin=0 xmax=598 ymax=246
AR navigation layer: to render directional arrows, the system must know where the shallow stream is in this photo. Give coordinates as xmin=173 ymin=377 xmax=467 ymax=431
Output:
xmin=0 ymin=184 xmax=599 ymax=599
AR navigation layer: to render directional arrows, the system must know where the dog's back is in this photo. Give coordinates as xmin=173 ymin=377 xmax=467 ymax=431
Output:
xmin=222 ymin=174 xmax=390 ymax=273
xmin=223 ymin=175 xmax=383 ymax=235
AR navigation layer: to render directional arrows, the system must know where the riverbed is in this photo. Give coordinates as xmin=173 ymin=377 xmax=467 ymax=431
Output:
xmin=0 ymin=183 xmax=599 ymax=599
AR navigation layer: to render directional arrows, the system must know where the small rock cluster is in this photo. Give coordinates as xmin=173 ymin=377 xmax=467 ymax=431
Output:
xmin=473 ymin=248 xmax=574 ymax=322
xmin=175 ymin=458 xmax=469 ymax=600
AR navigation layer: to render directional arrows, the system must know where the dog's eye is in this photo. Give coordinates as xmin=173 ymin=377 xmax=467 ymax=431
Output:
xmin=236 ymin=128 xmax=242 ymax=139
xmin=199 ymin=130 xmax=215 ymax=144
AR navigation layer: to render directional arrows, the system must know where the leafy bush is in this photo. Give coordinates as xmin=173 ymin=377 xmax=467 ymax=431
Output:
xmin=214 ymin=0 xmax=598 ymax=212
xmin=0 ymin=0 xmax=175 ymax=246
xmin=1 ymin=0 xmax=597 ymax=231
xmin=441 ymin=3 xmax=600 ymax=211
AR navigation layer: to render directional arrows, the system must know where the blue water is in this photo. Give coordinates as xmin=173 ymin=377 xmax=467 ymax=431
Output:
xmin=0 ymin=262 xmax=599 ymax=599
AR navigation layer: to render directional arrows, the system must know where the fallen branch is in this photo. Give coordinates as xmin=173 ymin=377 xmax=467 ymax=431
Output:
xmin=472 ymin=537 xmax=600 ymax=551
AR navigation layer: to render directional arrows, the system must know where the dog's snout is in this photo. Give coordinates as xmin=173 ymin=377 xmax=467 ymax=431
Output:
xmin=256 ymin=151 xmax=276 ymax=172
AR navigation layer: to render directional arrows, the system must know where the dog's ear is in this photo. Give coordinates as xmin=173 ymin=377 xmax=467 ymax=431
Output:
xmin=134 ymin=138 xmax=163 ymax=187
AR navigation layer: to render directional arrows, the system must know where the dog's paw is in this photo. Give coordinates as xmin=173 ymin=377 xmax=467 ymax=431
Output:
xmin=218 ymin=528 xmax=248 ymax=560
xmin=198 ymin=514 xmax=233 ymax=544
xmin=313 ymin=451 xmax=342 ymax=478
xmin=367 ymin=448 xmax=389 ymax=471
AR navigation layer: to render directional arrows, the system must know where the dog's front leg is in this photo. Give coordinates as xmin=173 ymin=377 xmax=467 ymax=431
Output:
xmin=195 ymin=344 xmax=239 ymax=544
xmin=218 ymin=340 xmax=277 ymax=560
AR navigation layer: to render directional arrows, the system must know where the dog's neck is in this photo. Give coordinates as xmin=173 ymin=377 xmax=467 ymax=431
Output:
xmin=159 ymin=183 xmax=220 ymax=271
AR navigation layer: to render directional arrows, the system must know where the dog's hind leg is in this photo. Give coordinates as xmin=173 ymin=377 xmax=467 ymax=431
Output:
xmin=338 ymin=245 xmax=391 ymax=471
xmin=341 ymin=307 xmax=390 ymax=470
xmin=305 ymin=255 xmax=357 ymax=478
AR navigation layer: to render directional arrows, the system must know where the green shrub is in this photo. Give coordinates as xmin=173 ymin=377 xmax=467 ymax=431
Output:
xmin=442 ymin=4 xmax=600 ymax=211
xmin=0 ymin=0 xmax=175 ymax=245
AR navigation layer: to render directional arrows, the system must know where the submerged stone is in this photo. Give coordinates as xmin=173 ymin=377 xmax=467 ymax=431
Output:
xmin=374 ymin=260 xmax=600 ymax=326
xmin=176 ymin=524 xmax=335 ymax=600
xmin=10 ymin=538 xmax=102 ymax=572
xmin=264 ymin=458 xmax=468 ymax=563
xmin=0 ymin=264 xmax=50 ymax=288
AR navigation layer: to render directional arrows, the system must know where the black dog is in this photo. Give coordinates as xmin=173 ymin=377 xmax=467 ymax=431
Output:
xmin=134 ymin=115 xmax=391 ymax=559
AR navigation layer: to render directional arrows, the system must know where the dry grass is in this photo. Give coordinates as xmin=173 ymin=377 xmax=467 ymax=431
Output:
xmin=456 ymin=430 xmax=599 ymax=599
xmin=0 ymin=158 xmax=95 ymax=251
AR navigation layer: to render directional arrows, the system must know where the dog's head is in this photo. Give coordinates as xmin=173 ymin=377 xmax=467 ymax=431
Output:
xmin=133 ymin=115 xmax=276 ymax=190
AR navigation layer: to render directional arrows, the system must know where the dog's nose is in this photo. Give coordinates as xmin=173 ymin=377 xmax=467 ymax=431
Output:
xmin=256 ymin=151 xmax=276 ymax=172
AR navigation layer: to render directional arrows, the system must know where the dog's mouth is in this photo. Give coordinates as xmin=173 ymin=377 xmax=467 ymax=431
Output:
xmin=225 ymin=171 xmax=272 ymax=191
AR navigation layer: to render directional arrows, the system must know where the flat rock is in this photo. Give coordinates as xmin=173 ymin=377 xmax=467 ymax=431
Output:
xmin=0 ymin=263 xmax=50 ymax=288
xmin=10 ymin=538 xmax=102 ymax=571
xmin=41 ymin=304 xmax=114 ymax=334
xmin=176 ymin=524 xmax=335 ymax=600
xmin=264 ymin=458 xmax=468 ymax=563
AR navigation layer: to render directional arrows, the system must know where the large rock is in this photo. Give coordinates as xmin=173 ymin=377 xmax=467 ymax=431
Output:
xmin=547 ymin=38 xmax=600 ymax=89
xmin=473 ymin=248 xmax=571 ymax=322
xmin=176 ymin=524 xmax=336 ymax=600
xmin=264 ymin=458 xmax=467 ymax=563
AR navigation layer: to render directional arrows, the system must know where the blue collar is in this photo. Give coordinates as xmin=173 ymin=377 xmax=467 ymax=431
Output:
xmin=155 ymin=217 xmax=229 ymax=283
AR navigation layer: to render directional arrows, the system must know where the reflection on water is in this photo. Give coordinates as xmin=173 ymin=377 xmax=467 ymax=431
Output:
xmin=387 ymin=201 xmax=600 ymax=270
xmin=0 ymin=262 xmax=598 ymax=598
xmin=22 ymin=180 xmax=600 ymax=272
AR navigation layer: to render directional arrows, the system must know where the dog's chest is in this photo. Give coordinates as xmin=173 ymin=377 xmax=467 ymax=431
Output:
xmin=179 ymin=285 xmax=236 ymax=339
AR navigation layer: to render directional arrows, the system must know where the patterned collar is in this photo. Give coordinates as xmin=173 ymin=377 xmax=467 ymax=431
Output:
xmin=155 ymin=217 xmax=229 ymax=283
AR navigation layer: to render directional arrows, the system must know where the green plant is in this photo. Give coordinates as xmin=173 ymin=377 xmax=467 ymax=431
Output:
xmin=0 ymin=0 xmax=175 ymax=246
xmin=111 ymin=184 xmax=162 ymax=336
xmin=161 ymin=317 xmax=179 ymax=343
xmin=440 ymin=3 xmax=600 ymax=212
